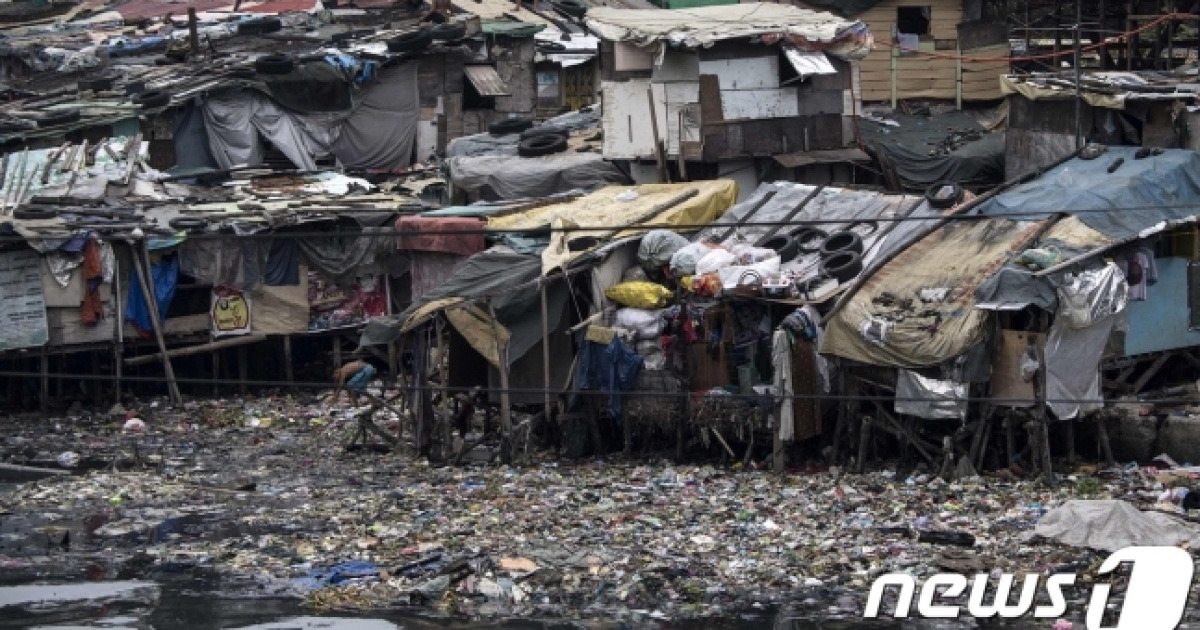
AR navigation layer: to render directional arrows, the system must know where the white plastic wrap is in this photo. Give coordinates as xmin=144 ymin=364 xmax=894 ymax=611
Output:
xmin=695 ymin=249 xmax=738 ymax=275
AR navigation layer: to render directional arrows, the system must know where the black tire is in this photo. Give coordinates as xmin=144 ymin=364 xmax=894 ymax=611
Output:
xmin=790 ymin=227 xmax=828 ymax=253
xmin=819 ymin=231 xmax=863 ymax=257
xmin=387 ymin=29 xmax=433 ymax=52
xmin=125 ymin=81 xmax=146 ymax=95
xmin=13 ymin=206 xmax=56 ymax=220
xmin=518 ymin=134 xmax=568 ymax=157
xmin=0 ymin=122 xmax=28 ymax=134
xmin=489 ymin=117 xmax=533 ymax=136
xmin=761 ymin=234 xmax=799 ymax=263
xmin=821 ymin=250 xmax=863 ymax=284
xmin=926 ymin=180 xmax=964 ymax=208
xmin=552 ymin=0 xmax=586 ymax=17
xmin=154 ymin=56 xmax=180 ymax=66
xmin=227 ymin=67 xmax=256 ymax=79
xmin=430 ymin=22 xmax=465 ymax=41
xmin=846 ymin=220 xmax=878 ymax=237
xmin=36 ymin=109 xmax=81 ymax=128
xmin=331 ymin=30 xmax=354 ymax=44
xmin=169 ymin=217 xmax=209 ymax=232
xmin=537 ymin=41 xmax=567 ymax=53
xmin=519 ymin=126 xmax=568 ymax=141
xmin=255 ymin=53 xmax=294 ymax=75
xmin=131 ymin=89 xmax=170 ymax=109
xmin=79 ymin=77 xmax=113 ymax=92
xmin=237 ymin=17 xmax=282 ymax=35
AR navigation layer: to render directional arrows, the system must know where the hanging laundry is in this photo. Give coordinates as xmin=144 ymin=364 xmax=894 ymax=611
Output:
xmin=80 ymin=239 xmax=105 ymax=325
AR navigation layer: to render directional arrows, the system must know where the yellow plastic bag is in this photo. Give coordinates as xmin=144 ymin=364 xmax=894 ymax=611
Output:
xmin=605 ymin=281 xmax=673 ymax=309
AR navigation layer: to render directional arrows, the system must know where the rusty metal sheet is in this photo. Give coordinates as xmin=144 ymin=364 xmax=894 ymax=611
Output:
xmin=464 ymin=65 xmax=511 ymax=97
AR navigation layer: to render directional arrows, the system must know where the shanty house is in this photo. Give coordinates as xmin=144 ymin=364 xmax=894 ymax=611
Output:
xmin=586 ymin=3 xmax=875 ymax=195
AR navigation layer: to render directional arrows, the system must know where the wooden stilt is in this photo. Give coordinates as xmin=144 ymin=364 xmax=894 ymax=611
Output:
xmin=332 ymin=336 xmax=342 ymax=371
xmin=969 ymin=406 xmax=994 ymax=469
xmin=1096 ymin=412 xmax=1116 ymax=466
xmin=113 ymin=343 xmax=123 ymax=405
xmin=1005 ymin=413 xmax=1015 ymax=468
xmin=283 ymin=335 xmax=294 ymax=390
xmin=112 ymin=258 xmax=123 ymax=406
xmin=238 ymin=345 xmax=248 ymax=395
xmin=54 ymin=352 xmax=63 ymax=399
xmin=540 ymin=281 xmax=553 ymax=434
xmin=772 ymin=398 xmax=784 ymax=473
xmin=487 ymin=301 xmax=512 ymax=463
xmin=132 ymin=241 xmax=181 ymax=404
xmin=436 ymin=320 xmax=450 ymax=461
xmin=91 ymin=351 xmax=102 ymax=406
xmin=1036 ymin=313 xmax=1054 ymax=485
xmin=39 ymin=354 xmax=48 ymax=413
xmin=856 ymin=415 xmax=871 ymax=473
xmin=1065 ymin=418 xmax=1077 ymax=464
xmin=212 ymin=349 xmax=220 ymax=397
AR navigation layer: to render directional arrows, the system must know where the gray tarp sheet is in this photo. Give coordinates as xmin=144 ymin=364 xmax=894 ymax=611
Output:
xmin=293 ymin=212 xmax=396 ymax=284
xmin=361 ymin=249 xmax=568 ymax=366
xmin=202 ymin=89 xmax=331 ymax=171
xmin=971 ymin=146 xmax=1200 ymax=241
xmin=330 ymin=62 xmax=419 ymax=170
xmin=860 ymin=111 xmax=1005 ymax=190
xmin=448 ymin=152 xmax=629 ymax=199
xmin=796 ymin=0 xmax=883 ymax=15
xmin=1029 ymin=500 xmax=1200 ymax=552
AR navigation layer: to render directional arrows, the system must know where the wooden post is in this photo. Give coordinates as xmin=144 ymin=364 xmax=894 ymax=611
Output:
xmin=646 ymin=85 xmax=668 ymax=184
xmin=772 ymin=397 xmax=784 ymax=473
xmin=856 ymin=415 xmax=871 ymax=474
xmin=39 ymin=354 xmax=48 ymax=413
xmin=332 ymin=336 xmax=342 ymax=372
xmin=1065 ymin=418 xmax=1077 ymax=464
xmin=187 ymin=8 xmax=200 ymax=56
xmin=212 ymin=349 xmax=220 ymax=397
xmin=1035 ymin=313 xmax=1054 ymax=485
xmin=112 ymin=254 xmax=123 ymax=405
xmin=540 ymin=280 xmax=553 ymax=429
xmin=132 ymin=241 xmax=181 ymax=404
xmin=91 ymin=351 xmax=102 ymax=406
xmin=436 ymin=320 xmax=450 ymax=461
xmin=487 ymin=301 xmax=512 ymax=462
xmin=283 ymin=335 xmax=294 ymax=390
xmin=238 ymin=345 xmax=248 ymax=395
xmin=1096 ymin=412 xmax=1116 ymax=466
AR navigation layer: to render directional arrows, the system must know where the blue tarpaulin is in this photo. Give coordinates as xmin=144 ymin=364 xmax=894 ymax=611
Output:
xmin=971 ymin=147 xmax=1200 ymax=241
xmin=125 ymin=255 xmax=179 ymax=332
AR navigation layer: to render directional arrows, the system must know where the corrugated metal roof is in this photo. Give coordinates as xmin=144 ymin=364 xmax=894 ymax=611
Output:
xmin=241 ymin=0 xmax=321 ymax=13
xmin=464 ymin=65 xmax=510 ymax=96
xmin=115 ymin=0 xmax=233 ymax=21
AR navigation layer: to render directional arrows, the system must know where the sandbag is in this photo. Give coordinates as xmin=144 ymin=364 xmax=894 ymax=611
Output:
xmin=669 ymin=242 xmax=712 ymax=277
xmin=637 ymin=229 xmax=689 ymax=270
xmin=606 ymin=281 xmax=673 ymax=309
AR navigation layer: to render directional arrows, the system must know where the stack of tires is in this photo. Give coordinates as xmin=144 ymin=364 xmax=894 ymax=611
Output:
xmin=785 ymin=221 xmax=878 ymax=284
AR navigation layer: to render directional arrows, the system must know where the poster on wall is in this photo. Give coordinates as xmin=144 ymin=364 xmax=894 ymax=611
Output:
xmin=308 ymin=271 xmax=388 ymax=332
xmin=0 ymin=250 xmax=48 ymax=350
xmin=211 ymin=286 xmax=252 ymax=338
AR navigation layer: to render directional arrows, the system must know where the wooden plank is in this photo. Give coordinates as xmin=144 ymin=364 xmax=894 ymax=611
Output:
xmin=123 ymin=333 xmax=269 ymax=366
xmin=601 ymin=79 xmax=656 ymax=159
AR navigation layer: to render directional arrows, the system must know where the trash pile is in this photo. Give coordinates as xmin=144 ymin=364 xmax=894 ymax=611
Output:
xmin=4 ymin=401 xmax=1200 ymax=623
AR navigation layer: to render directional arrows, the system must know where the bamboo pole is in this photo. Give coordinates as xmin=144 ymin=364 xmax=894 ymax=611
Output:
xmin=132 ymin=240 xmax=181 ymax=404
xmin=487 ymin=301 xmax=512 ymax=463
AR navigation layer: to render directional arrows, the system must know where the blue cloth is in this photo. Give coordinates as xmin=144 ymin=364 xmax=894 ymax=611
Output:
xmin=347 ymin=364 xmax=377 ymax=393
xmin=294 ymin=560 xmax=379 ymax=591
xmin=125 ymin=255 xmax=179 ymax=332
xmin=576 ymin=337 xmax=643 ymax=421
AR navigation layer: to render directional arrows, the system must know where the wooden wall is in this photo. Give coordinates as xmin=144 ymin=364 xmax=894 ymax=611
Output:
xmin=792 ymin=0 xmax=1007 ymax=103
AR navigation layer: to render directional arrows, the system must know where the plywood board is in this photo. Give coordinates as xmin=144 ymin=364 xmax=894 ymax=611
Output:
xmin=601 ymin=79 xmax=656 ymax=159
xmin=47 ymin=304 xmax=116 ymax=346
xmin=698 ymin=56 xmax=780 ymax=90
xmin=652 ymin=81 xmax=700 ymax=156
xmin=41 ymin=266 xmax=113 ymax=308
xmin=990 ymin=330 xmax=1043 ymax=407
xmin=720 ymin=87 xmax=799 ymax=120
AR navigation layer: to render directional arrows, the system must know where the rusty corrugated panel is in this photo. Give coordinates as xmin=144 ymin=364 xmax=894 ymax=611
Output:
xmin=464 ymin=65 xmax=510 ymax=97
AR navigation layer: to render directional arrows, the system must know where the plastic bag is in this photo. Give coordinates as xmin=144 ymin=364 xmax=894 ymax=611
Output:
xmin=615 ymin=307 xmax=664 ymax=340
xmin=1056 ymin=263 xmax=1128 ymax=330
xmin=695 ymin=249 xmax=738 ymax=276
xmin=669 ymin=242 xmax=711 ymax=277
xmin=728 ymin=243 xmax=777 ymax=265
xmin=637 ymin=229 xmax=688 ymax=270
xmin=1014 ymin=246 xmax=1062 ymax=270
xmin=605 ymin=281 xmax=673 ymax=309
